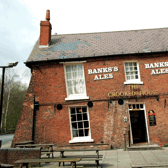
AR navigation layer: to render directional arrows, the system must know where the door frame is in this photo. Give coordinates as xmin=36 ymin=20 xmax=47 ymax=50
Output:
xmin=128 ymin=103 xmax=150 ymax=144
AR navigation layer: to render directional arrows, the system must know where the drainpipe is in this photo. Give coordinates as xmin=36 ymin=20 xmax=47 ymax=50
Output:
xmin=123 ymin=134 xmax=126 ymax=151
xmin=32 ymin=97 xmax=35 ymax=141
xmin=32 ymin=98 xmax=39 ymax=141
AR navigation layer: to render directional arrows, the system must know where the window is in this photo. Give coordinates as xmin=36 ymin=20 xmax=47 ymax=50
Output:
xmin=128 ymin=103 xmax=144 ymax=110
xmin=124 ymin=62 xmax=143 ymax=84
xmin=69 ymin=106 xmax=93 ymax=143
xmin=64 ymin=64 xmax=89 ymax=100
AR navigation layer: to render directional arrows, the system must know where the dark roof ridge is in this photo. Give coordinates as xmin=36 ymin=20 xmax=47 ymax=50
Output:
xmin=52 ymin=27 xmax=168 ymax=36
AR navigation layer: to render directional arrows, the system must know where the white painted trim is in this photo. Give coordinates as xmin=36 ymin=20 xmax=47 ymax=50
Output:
xmin=124 ymin=81 xmax=143 ymax=85
xmin=65 ymin=96 xmax=89 ymax=101
xmin=69 ymin=138 xmax=94 ymax=143
xmin=128 ymin=113 xmax=133 ymax=145
xmin=59 ymin=61 xmax=87 ymax=64
xmin=123 ymin=61 xmax=143 ymax=85
xmin=64 ymin=63 xmax=88 ymax=100
xmin=39 ymin=44 xmax=49 ymax=48
xmin=39 ymin=41 xmax=51 ymax=48
xmin=144 ymin=104 xmax=150 ymax=143
xmin=128 ymin=103 xmax=149 ymax=144
xmin=128 ymin=104 xmax=133 ymax=144
xmin=68 ymin=106 xmax=93 ymax=143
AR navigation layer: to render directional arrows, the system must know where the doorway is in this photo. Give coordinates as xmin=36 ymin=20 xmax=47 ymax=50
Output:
xmin=129 ymin=104 xmax=149 ymax=144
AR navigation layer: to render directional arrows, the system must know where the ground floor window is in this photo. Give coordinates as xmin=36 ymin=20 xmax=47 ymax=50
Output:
xmin=69 ymin=106 xmax=93 ymax=143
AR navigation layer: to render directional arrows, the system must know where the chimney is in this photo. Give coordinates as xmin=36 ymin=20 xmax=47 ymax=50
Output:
xmin=39 ymin=10 xmax=52 ymax=48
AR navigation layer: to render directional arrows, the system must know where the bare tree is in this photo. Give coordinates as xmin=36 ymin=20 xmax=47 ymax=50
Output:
xmin=0 ymin=68 xmax=28 ymax=133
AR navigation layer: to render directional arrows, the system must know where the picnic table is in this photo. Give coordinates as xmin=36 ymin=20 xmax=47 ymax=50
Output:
xmin=56 ymin=149 xmax=103 ymax=167
xmin=0 ymin=164 xmax=15 ymax=168
xmin=15 ymin=143 xmax=54 ymax=158
xmin=14 ymin=141 xmax=34 ymax=147
xmin=14 ymin=158 xmax=81 ymax=168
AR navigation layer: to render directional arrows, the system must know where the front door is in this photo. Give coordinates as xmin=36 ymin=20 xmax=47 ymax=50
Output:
xmin=130 ymin=110 xmax=148 ymax=143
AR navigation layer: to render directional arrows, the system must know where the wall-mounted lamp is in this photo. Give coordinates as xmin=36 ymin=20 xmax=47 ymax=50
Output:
xmin=156 ymin=96 xmax=159 ymax=101
xmin=118 ymin=99 xmax=124 ymax=105
xmin=124 ymin=116 xmax=127 ymax=123
xmin=34 ymin=102 xmax=39 ymax=111
xmin=164 ymin=99 xmax=166 ymax=108
xmin=57 ymin=104 xmax=62 ymax=110
xmin=87 ymin=101 xmax=93 ymax=108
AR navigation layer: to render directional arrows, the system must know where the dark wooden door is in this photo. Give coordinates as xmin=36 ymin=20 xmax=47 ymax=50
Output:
xmin=130 ymin=110 xmax=147 ymax=143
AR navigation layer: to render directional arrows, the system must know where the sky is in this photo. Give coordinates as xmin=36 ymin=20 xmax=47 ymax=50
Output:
xmin=1 ymin=0 xmax=168 ymax=85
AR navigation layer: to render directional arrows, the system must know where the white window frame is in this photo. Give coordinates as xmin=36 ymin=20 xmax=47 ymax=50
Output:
xmin=68 ymin=106 xmax=94 ymax=143
xmin=63 ymin=62 xmax=89 ymax=101
xmin=124 ymin=61 xmax=143 ymax=84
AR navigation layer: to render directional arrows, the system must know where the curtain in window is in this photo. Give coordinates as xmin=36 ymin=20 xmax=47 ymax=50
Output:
xmin=66 ymin=64 xmax=85 ymax=96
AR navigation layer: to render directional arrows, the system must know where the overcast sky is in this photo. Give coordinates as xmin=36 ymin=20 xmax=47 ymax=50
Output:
xmin=1 ymin=0 xmax=168 ymax=84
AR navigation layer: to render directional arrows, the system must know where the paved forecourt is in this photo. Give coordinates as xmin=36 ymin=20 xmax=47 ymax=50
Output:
xmin=38 ymin=148 xmax=168 ymax=168
xmin=2 ymin=141 xmax=168 ymax=168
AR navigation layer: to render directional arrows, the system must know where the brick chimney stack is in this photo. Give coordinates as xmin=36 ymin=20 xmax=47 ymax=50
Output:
xmin=39 ymin=10 xmax=52 ymax=48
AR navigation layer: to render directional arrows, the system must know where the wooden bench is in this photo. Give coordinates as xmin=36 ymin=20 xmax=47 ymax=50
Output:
xmin=56 ymin=149 xmax=103 ymax=167
xmin=16 ymin=143 xmax=54 ymax=158
xmin=0 ymin=164 xmax=14 ymax=168
xmin=14 ymin=158 xmax=81 ymax=168
xmin=14 ymin=141 xmax=34 ymax=147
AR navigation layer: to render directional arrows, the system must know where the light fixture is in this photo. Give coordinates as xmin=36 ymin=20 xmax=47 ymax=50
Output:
xmin=57 ymin=104 xmax=62 ymax=110
xmin=118 ymin=99 xmax=124 ymax=105
xmin=156 ymin=96 xmax=159 ymax=101
xmin=87 ymin=101 xmax=93 ymax=108
xmin=8 ymin=62 xmax=18 ymax=67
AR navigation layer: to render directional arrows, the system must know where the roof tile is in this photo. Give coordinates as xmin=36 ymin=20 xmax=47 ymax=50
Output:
xmin=27 ymin=28 xmax=168 ymax=63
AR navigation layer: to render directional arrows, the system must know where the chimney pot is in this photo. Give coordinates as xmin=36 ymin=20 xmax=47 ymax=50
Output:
xmin=39 ymin=10 xmax=51 ymax=47
xmin=46 ymin=10 xmax=50 ymax=21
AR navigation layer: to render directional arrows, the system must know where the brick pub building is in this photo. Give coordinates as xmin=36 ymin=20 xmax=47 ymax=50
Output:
xmin=12 ymin=10 xmax=168 ymax=149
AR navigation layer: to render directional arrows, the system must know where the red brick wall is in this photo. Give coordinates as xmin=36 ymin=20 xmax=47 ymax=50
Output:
xmin=11 ymin=78 xmax=34 ymax=147
xmin=13 ymin=52 xmax=168 ymax=148
xmin=0 ymin=148 xmax=40 ymax=164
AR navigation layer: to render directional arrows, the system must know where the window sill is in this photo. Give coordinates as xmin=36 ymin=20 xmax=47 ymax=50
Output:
xmin=69 ymin=138 xmax=94 ymax=144
xmin=65 ymin=96 xmax=89 ymax=101
xmin=124 ymin=81 xmax=143 ymax=85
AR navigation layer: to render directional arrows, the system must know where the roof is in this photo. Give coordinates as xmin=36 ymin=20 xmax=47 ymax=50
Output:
xmin=26 ymin=27 xmax=168 ymax=63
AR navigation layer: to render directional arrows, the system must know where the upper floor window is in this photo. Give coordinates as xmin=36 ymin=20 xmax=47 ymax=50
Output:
xmin=124 ymin=62 xmax=143 ymax=84
xmin=64 ymin=64 xmax=89 ymax=100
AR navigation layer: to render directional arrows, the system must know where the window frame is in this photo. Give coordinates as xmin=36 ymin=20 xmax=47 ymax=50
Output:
xmin=124 ymin=61 xmax=143 ymax=84
xmin=63 ymin=63 xmax=89 ymax=100
xmin=68 ymin=105 xmax=94 ymax=143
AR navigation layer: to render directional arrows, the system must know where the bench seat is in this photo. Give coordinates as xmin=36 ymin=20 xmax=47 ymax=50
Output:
xmin=0 ymin=164 xmax=14 ymax=168
xmin=58 ymin=155 xmax=102 ymax=167
xmin=63 ymin=155 xmax=103 ymax=158
xmin=15 ymin=158 xmax=81 ymax=168
xmin=41 ymin=152 xmax=53 ymax=158
xmin=63 ymin=156 xmax=103 ymax=161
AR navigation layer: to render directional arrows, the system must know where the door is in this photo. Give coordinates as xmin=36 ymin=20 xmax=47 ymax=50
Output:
xmin=130 ymin=110 xmax=147 ymax=143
